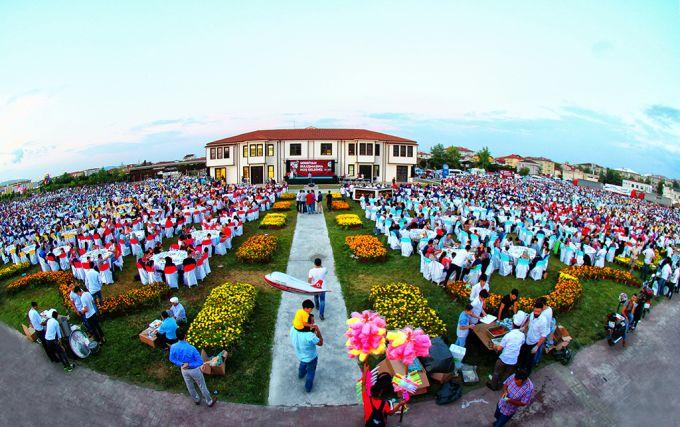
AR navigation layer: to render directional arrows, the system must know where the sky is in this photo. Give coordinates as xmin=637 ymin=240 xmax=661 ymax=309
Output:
xmin=1 ymin=0 xmax=679 ymax=181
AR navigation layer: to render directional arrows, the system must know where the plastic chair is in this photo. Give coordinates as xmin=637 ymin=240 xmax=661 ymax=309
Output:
xmin=516 ymin=258 xmax=530 ymax=279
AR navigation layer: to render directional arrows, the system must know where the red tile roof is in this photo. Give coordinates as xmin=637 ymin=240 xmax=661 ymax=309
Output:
xmin=455 ymin=146 xmax=473 ymax=152
xmin=206 ymin=128 xmax=415 ymax=146
xmin=526 ymin=156 xmax=554 ymax=163
xmin=496 ymin=154 xmax=524 ymax=160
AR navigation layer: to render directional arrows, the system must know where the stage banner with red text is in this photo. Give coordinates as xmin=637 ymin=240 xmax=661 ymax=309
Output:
xmin=287 ymin=160 xmax=336 ymax=177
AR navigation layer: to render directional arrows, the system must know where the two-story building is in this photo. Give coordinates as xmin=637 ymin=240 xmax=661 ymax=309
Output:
xmin=205 ymin=128 xmax=418 ymax=184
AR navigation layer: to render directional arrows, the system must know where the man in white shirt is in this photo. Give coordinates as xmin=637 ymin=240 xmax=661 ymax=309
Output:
xmin=520 ymin=302 xmax=549 ymax=375
xmin=668 ymin=264 xmax=680 ymax=299
xmin=86 ymin=266 xmax=103 ymax=306
xmin=469 ymin=274 xmax=489 ymax=302
xmin=642 ymin=246 xmax=655 ymax=279
xmin=69 ymin=286 xmax=84 ymax=321
xmin=44 ymin=310 xmax=74 ymax=372
xmin=470 ymin=289 xmax=489 ymax=325
xmin=658 ymin=259 xmax=672 ymax=296
xmin=28 ymin=301 xmax=56 ymax=362
xmin=451 ymin=245 xmax=470 ymax=281
xmin=169 ymin=296 xmax=187 ymax=323
xmin=77 ymin=286 xmax=105 ymax=343
xmin=488 ymin=311 xmax=527 ymax=390
xmin=308 ymin=258 xmax=328 ymax=320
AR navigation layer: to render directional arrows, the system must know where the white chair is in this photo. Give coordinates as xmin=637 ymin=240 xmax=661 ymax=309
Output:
xmin=465 ymin=264 xmax=482 ymax=285
xmin=38 ymin=257 xmax=50 ymax=272
xmin=48 ymin=259 xmax=60 ymax=271
xmin=516 ymin=258 xmax=530 ymax=280
xmin=575 ymin=250 xmax=585 ymax=266
xmin=59 ymin=255 xmax=70 ymax=271
xmin=595 ymin=250 xmax=606 ymax=268
xmin=499 ymin=253 xmax=512 ymax=276
xmin=606 ymin=246 xmax=616 ymax=263
xmin=400 ymin=237 xmax=413 ymax=257
xmin=215 ymin=238 xmax=228 ymax=255
xmin=422 ymin=257 xmax=432 ymax=281
xmin=184 ymin=266 xmax=198 ymax=287
xmin=120 ymin=241 xmax=131 ymax=257
xmin=165 ymin=268 xmax=179 ymax=289
xmin=131 ymin=241 xmax=143 ymax=258
xmin=100 ymin=263 xmax=114 ymax=285
xmin=530 ymin=259 xmax=547 ymax=281
xmin=138 ymin=266 xmax=149 ymax=285
xmin=430 ymin=260 xmax=446 ymax=284
xmin=388 ymin=232 xmax=400 ymax=250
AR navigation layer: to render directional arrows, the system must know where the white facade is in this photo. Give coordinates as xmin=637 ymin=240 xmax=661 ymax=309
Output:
xmin=205 ymin=129 xmax=418 ymax=185
xmin=622 ymin=179 xmax=652 ymax=194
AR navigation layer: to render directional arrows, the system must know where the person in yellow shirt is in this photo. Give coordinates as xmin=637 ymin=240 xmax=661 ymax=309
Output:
xmin=293 ymin=300 xmax=316 ymax=331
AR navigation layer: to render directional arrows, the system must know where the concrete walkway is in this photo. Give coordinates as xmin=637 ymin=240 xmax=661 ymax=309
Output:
xmin=2 ymin=299 xmax=680 ymax=425
xmin=267 ymin=212 xmax=358 ymax=406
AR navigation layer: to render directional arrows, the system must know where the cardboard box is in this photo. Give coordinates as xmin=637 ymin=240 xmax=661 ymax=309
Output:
xmin=550 ymin=325 xmax=572 ymax=351
xmin=138 ymin=328 xmax=157 ymax=348
xmin=429 ymin=372 xmax=458 ymax=384
xmin=22 ymin=324 xmax=37 ymax=342
xmin=376 ymin=357 xmax=429 ymax=396
xmin=200 ymin=350 xmax=228 ymax=376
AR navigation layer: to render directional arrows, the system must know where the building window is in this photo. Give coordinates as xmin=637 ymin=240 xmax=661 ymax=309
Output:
xmin=267 ymin=144 xmax=274 ymax=156
xmin=243 ymin=145 xmax=248 ymax=158
xmin=359 ymin=143 xmax=373 ymax=156
xmin=242 ymin=166 xmax=249 ymax=179
xmin=289 ymin=143 xmax=302 ymax=156
xmin=320 ymin=143 xmax=332 ymax=156
xmin=210 ymin=148 xmax=216 ymax=159
xmin=373 ymin=165 xmax=380 ymax=179
xmin=407 ymin=146 xmax=413 ymax=157
xmin=216 ymin=147 xmax=223 ymax=159
xmin=400 ymin=145 xmax=407 ymax=157
xmin=348 ymin=143 xmax=356 ymax=156
xmin=348 ymin=164 xmax=355 ymax=176
xmin=224 ymin=146 xmax=230 ymax=159
xmin=375 ymin=144 xmax=380 ymax=156
xmin=249 ymin=144 xmax=257 ymax=157
xmin=256 ymin=144 xmax=263 ymax=157
xmin=366 ymin=143 xmax=373 ymax=156
xmin=393 ymin=145 xmax=399 ymax=157
xmin=359 ymin=143 xmax=366 ymax=156
xmin=268 ymin=165 xmax=275 ymax=179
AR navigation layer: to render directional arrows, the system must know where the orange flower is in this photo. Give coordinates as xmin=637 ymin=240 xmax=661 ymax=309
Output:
xmin=345 ymin=235 xmax=387 ymax=262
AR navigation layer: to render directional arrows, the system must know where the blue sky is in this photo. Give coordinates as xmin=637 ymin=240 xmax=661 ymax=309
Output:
xmin=1 ymin=0 xmax=679 ymax=180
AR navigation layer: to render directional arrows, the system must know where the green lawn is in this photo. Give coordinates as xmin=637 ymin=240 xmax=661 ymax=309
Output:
xmin=323 ymin=201 xmax=647 ymax=391
xmin=0 ymin=209 xmax=297 ymax=404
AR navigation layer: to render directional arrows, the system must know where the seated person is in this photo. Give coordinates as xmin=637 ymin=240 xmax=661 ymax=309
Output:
xmin=169 ymin=296 xmax=187 ymax=323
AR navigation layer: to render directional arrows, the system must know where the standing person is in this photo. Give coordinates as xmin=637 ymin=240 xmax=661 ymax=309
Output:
xmin=305 ymin=190 xmax=316 ymax=214
xmin=642 ymin=245 xmax=655 ymax=279
xmin=86 ymin=265 xmax=103 ymax=306
xmin=470 ymin=289 xmax=489 ymax=325
xmin=668 ymin=263 xmax=680 ymax=300
xmin=658 ymin=258 xmax=672 ymax=296
xmin=498 ymin=289 xmax=519 ymax=320
xmin=44 ymin=310 xmax=75 ymax=372
xmin=493 ymin=370 xmax=534 ymax=427
xmin=296 ymin=190 xmax=305 ymax=213
xmin=28 ymin=301 xmax=56 ymax=362
xmin=519 ymin=302 xmax=548 ymax=375
xmin=469 ymin=274 xmax=489 ymax=302
xmin=68 ymin=285 xmax=85 ymax=323
xmin=488 ymin=312 xmax=526 ymax=390
xmin=168 ymin=328 xmax=217 ymax=407
xmin=308 ymin=258 xmax=328 ymax=320
xmin=316 ymin=191 xmax=323 ymax=214
xmin=77 ymin=286 xmax=105 ymax=343
xmin=326 ymin=191 xmax=333 ymax=212
xmin=455 ymin=304 xmax=477 ymax=347
xmin=290 ymin=317 xmax=324 ymax=393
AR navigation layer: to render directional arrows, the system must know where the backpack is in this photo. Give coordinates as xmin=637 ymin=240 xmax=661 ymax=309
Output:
xmin=435 ymin=380 xmax=462 ymax=405
xmin=365 ymin=398 xmax=387 ymax=427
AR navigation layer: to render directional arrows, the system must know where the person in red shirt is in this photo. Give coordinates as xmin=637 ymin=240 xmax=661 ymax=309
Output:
xmin=305 ymin=191 xmax=316 ymax=214
xmin=361 ymin=366 xmax=407 ymax=426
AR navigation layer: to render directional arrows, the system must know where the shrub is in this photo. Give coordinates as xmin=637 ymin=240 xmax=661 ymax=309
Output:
xmin=236 ymin=234 xmax=279 ymax=263
xmin=187 ymin=282 xmax=257 ymax=350
xmin=0 ymin=262 xmax=31 ymax=281
xmin=272 ymin=201 xmax=292 ymax=211
xmin=336 ymin=214 xmax=362 ymax=228
xmin=331 ymin=201 xmax=350 ymax=210
xmin=345 ymin=235 xmax=387 ymax=262
xmin=279 ymin=193 xmax=296 ymax=200
xmin=369 ymin=282 xmax=447 ymax=337
xmin=259 ymin=213 xmax=287 ymax=229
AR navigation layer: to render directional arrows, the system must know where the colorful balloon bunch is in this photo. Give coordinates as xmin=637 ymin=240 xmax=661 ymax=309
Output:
xmin=386 ymin=327 xmax=432 ymax=366
xmin=345 ymin=310 xmax=387 ymax=362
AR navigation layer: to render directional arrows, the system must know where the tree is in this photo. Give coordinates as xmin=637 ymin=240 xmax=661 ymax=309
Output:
xmin=444 ymin=146 xmax=462 ymax=169
xmin=603 ymin=168 xmax=623 ymax=186
xmin=673 ymin=180 xmax=680 ymax=191
xmin=429 ymin=144 xmax=447 ymax=169
xmin=519 ymin=167 xmax=530 ymax=176
xmin=657 ymin=180 xmax=665 ymax=195
xmin=475 ymin=147 xmax=492 ymax=170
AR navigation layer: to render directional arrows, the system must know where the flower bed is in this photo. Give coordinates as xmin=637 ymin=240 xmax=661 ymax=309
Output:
xmin=259 ymin=213 xmax=287 ymax=229
xmin=0 ymin=262 xmax=31 ymax=281
xmin=6 ymin=271 xmax=168 ymax=317
xmin=369 ymin=282 xmax=447 ymax=337
xmin=446 ymin=265 xmax=640 ymax=314
xmin=614 ymin=256 xmax=656 ymax=272
xmin=187 ymin=282 xmax=257 ymax=350
xmin=272 ymin=201 xmax=292 ymax=211
xmin=336 ymin=213 xmax=362 ymax=229
xmin=345 ymin=235 xmax=387 ymax=262
xmin=331 ymin=201 xmax=351 ymax=210
xmin=279 ymin=193 xmax=296 ymax=200
xmin=236 ymin=234 xmax=279 ymax=263
xmin=329 ymin=192 xmax=342 ymax=199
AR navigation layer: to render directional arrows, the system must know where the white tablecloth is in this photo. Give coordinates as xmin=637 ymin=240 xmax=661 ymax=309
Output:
xmin=508 ymin=246 xmax=536 ymax=262
xmin=80 ymin=249 xmax=112 ymax=262
xmin=152 ymin=250 xmax=188 ymax=269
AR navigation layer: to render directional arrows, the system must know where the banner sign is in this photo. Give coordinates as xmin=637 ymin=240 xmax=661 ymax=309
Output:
xmin=287 ymin=160 xmax=335 ymax=177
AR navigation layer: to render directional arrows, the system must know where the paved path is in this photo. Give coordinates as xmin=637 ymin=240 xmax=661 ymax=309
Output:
xmin=2 ymin=285 xmax=680 ymax=426
xmin=267 ymin=211 xmax=357 ymax=406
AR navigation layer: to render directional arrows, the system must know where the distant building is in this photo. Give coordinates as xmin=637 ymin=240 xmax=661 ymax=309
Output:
xmin=662 ymin=186 xmax=680 ymax=206
xmin=575 ymin=162 xmax=606 ymax=176
xmin=205 ymin=128 xmax=417 ymax=184
xmin=516 ymin=159 xmax=541 ymax=175
xmin=0 ymin=179 xmax=31 ymax=194
xmin=128 ymin=157 xmax=207 ymax=181
xmin=417 ymin=151 xmax=432 ymax=160
xmin=495 ymin=154 xmax=524 ymax=169
xmin=525 ymin=156 xmax=555 ymax=176
xmin=622 ymin=179 xmax=652 ymax=194
xmin=614 ymin=168 xmax=642 ymax=181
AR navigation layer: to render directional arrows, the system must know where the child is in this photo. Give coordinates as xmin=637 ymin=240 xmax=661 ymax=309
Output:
xmin=293 ymin=299 xmax=316 ymax=331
